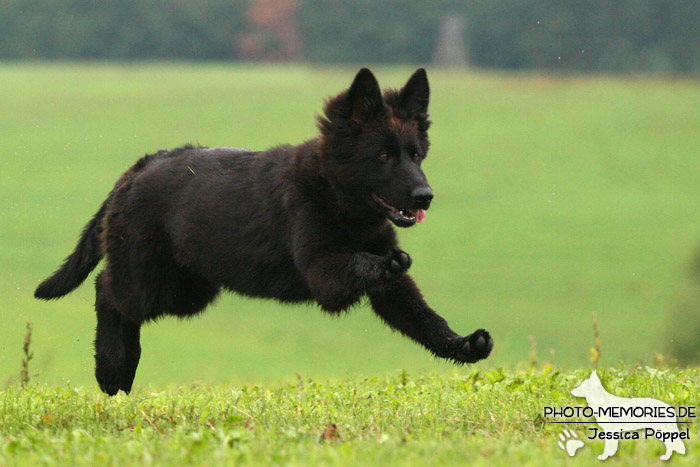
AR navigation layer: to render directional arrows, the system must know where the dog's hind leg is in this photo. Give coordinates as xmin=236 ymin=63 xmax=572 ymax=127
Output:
xmin=94 ymin=270 xmax=143 ymax=395
xmin=119 ymin=318 xmax=141 ymax=394
xmin=94 ymin=271 xmax=126 ymax=396
xmin=661 ymin=436 xmax=686 ymax=460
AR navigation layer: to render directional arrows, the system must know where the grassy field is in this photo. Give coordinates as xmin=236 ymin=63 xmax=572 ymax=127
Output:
xmin=2 ymin=367 xmax=699 ymax=465
xmin=1 ymin=63 xmax=700 ymax=390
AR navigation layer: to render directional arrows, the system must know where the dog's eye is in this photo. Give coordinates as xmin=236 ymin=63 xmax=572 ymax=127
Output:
xmin=412 ymin=152 xmax=420 ymax=162
xmin=377 ymin=153 xmax=390 ymax=162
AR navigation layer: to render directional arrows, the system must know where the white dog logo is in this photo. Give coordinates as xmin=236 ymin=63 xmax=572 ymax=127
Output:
xmin=570 ymin=370 xmax=686 ymax=461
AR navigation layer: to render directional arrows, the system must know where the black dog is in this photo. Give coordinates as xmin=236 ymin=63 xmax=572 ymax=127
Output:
xmin=35 ymin=68 xmax=493 ymax=395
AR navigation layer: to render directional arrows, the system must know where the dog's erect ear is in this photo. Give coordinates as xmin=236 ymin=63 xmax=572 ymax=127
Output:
xmin=317 ymin=68 xmax=388 ymax=136
xmin=397 ymin=68 xmax=430 ymax=118
xmin=348 ymin=68 xmax=386 ymax=124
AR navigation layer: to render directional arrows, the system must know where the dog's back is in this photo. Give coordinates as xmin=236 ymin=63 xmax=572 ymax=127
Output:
xmin=102 ymin=145 xmax=315 ymax=312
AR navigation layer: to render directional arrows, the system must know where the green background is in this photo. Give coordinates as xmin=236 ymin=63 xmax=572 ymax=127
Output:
xmin=1 ymin=63 xmax=699 ymax=388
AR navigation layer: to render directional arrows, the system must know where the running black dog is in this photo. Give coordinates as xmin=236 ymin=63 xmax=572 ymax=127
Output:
xmin=35 ymin=68 xmax=493 ymax=395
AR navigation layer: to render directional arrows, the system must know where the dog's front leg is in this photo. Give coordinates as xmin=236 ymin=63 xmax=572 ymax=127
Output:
xmin=368 ymin=275 xmax=493 ymax=363
xmin=598 ymin=437 xmax=618 ymax=460
xmin=290 ymin=204 xmax=411 ymax=312
xmin=295 ymin=247 xmax=410 ymax=312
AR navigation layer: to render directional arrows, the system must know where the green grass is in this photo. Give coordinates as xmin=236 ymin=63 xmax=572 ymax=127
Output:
xmin=2 ymin=367 xmax=699 ymax=465
xmin=1 ymin=63 xmax=700 ymax=388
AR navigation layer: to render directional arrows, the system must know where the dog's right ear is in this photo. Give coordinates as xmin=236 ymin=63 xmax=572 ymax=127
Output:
xmin=318 ymin=68 xmax=387 ymax=136
xmin=347 ymin=68 xmax=386 ymax=124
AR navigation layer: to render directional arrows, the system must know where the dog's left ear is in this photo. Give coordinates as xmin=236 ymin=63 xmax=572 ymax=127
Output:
xmin=397 ymin=68 xmax=430 ymax=119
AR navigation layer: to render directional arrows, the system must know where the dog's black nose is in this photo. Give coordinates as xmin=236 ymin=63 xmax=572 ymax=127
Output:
xmin=411 ymin=186 xmax=433 ymax=206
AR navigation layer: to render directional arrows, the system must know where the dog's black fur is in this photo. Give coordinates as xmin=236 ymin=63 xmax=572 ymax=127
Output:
xmin=35 ymin=68 xmax=493 ymax=395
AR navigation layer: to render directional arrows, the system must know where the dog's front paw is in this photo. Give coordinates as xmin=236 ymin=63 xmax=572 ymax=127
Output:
xmin=454 ymin=329 xmax=493 ymax=363
xmin=383 ymin=248 xmax=412 ymax=280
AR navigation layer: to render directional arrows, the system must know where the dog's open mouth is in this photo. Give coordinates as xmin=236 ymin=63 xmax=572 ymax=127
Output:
xmin=371 ymin=193 xmax=426 ymax=227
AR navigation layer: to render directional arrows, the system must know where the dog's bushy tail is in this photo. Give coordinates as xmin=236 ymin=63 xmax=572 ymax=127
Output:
xmin=34 ymin=199 xmax=109 ymax=300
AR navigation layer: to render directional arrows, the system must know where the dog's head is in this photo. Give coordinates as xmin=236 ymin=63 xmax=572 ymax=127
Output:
xmin=318 ymin=68 xmax=432 ymax=228
xmin=571 ymin=370 xmax=602 ymax=398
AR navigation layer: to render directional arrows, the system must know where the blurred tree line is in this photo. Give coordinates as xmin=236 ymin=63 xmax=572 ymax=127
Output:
xmin=1 ymin=0 xmax=698 ymax=73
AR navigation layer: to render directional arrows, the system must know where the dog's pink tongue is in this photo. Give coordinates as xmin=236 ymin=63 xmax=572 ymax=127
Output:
xmin=416 ymin=209 xmax=426 ymax=223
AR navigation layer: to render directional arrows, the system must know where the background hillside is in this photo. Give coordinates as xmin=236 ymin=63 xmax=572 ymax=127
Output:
xmin=1 ymin=1 xmax=699 ymax=73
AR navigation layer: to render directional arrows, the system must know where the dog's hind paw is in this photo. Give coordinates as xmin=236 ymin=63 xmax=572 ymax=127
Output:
xmin=455 ymin=329 xmax=493 ymax=363
xmin=95 ymin=354 xmax=126 ymax=396
xmin=98 ymin=382 xmax=121 ymax=396
xmin=383 ymin=248 xmax=412 ymax=280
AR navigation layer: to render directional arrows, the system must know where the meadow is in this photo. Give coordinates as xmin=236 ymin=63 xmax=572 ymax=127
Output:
xmin=1 ymin=63 xmax=700 ymax=390
xmin=1 ymin=368 xmax=699 ymax=465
